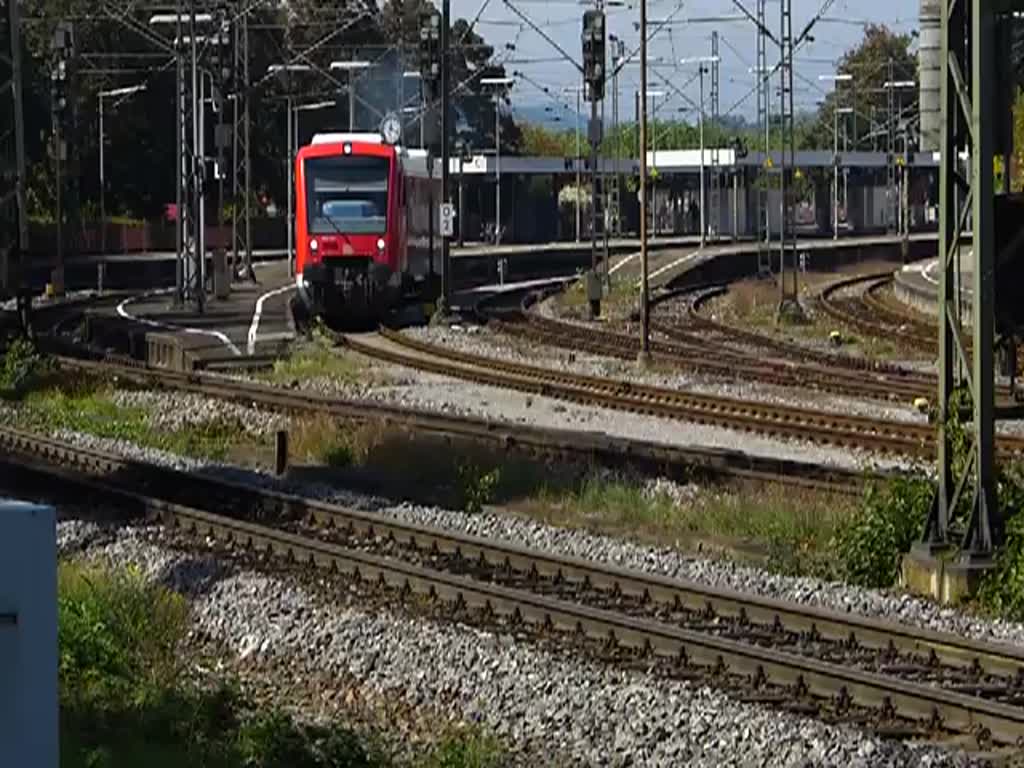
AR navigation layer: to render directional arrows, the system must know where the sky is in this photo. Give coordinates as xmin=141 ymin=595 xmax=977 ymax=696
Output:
xmin=443 ymin=0 xmax=920 ymax=121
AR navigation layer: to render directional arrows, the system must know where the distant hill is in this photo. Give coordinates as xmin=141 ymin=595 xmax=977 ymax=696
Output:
xmin=513 ymin=103 xmax=583 ymax=130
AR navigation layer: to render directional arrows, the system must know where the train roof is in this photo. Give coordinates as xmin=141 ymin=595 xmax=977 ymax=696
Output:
xmin=310 ymin=132 xmax=385 ymax=146
xmin=301 ymin=135 xmax=435 ymax=177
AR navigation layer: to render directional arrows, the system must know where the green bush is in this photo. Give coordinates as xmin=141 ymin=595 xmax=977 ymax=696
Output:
xmin=1 ymin=336 xmax=46 ymax=396
xmin=977 ymin=466 xmax=1024 ymax=618
xmin=237 ymin=711 xmax=378 ymax=768
xmin=59 ymin=562 xmax=189 ymax=700
xmin=456 ymin=462 xmax=501 ymax=515
xmin=833 ymin=477 xmax=932 ymax=589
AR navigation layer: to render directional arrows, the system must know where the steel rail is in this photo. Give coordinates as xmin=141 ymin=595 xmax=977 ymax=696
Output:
xmin=351 ymin=329 xmax=951 ymax=457
xmin=861 ymin=279 xmax=938 ymax=343
xmin=50 ymin=355 xmax=869 ymax=495
xmin=6 ymin=428 xmax=1024 ymax=746
xmin=819 ymin=272 xmax=938 ymax=352
xmin=497 ymin=311 xmax=932 ymax=403
xmin=680 ymin=284 xmax=930 ymax=377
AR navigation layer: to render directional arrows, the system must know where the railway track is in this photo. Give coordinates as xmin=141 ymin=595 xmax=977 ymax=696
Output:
xmin=679 ymin=281 xmax=1024 ymax=408
xmin=7 ymin=426 xmax=1024 ymax=748
xmin=493 ymin=309 xmax=933 ymax=404
xmin=343 ymin=327 xmax=1024 ymax=459
xmin=49 ymin=354 xmax=868 ymax=496
xmin=676 ymin=284 xmax=932 ymax=378
xmin=819 ymin=272 xmax=938 ymax=352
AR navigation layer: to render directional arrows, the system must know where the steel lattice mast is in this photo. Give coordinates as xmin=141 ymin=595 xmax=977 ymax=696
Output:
xmin=755 ymin=0 xmax=770 ymax=277
xmin=1 ymin=0 xmax=28 ymax=304
xmin=776 ymin=0 xmax=798 ymax=317
xmin=913 ymin=0 xmax=1023 ymax=584
xmin=708 ymin=30 xmax=720 ymax=243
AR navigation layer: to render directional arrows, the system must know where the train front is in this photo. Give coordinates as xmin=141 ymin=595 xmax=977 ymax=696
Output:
xmin=295 ymin=136 xmax=402 ymax=320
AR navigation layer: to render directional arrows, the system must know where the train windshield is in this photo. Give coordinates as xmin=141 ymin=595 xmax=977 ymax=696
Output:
xmin=305 ymin=155 xmax=389 ymax=235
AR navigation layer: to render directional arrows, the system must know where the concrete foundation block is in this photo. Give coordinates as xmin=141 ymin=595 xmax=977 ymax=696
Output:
xmin=901 ymin=545 xmax=995 ymax=604
xmin=146 ymin=332 xmax=187 ymax=372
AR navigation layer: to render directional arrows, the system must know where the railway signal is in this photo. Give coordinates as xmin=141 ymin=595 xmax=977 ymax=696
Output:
xmin=419 ymin=10 xmax=442 ymax=102
xmin=581 ymin=9 xmax=606 ymax=319
xmin=212 ymin=5 xmax=233 ymax=96
xmin=49 ymin=21 xmax=76 ymax=296
xmin=581 ymin=10 xmax=605 ymax=102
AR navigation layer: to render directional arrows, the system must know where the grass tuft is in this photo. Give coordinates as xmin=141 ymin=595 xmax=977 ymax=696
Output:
xmin=521 ymin=476 xmax=856 ymax=576
xmin=418 ymin=728 xmax=505 ymax=768
xmin=9 ymin=377 xmax=244 ymax=461
xmin=262 ymin=331 xmax=382 ymax=388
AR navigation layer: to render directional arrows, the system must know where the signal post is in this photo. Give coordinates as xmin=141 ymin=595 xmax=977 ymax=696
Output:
xmin=582 ymin=7 xmax=606 ymax=319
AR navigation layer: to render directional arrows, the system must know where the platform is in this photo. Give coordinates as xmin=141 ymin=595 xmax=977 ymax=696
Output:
xmin=14 ymin=249 xmax=288 ymax=295
xmin=604 ymin=232 xmax=943 ymax=292
xmin=894 ymin=250 xmax=974 ymax=318
xmin=86 ymin=260 xmax=296 ymax=371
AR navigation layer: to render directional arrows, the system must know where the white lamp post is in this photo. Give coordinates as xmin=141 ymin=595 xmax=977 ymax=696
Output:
xmin=679 ymin=55 xmax=719 ymax=247
xmin=329 ymin=60 xmax=372 ymax=131
xmin=642 ymin=90 xmax=665 ymax=238
xmin=883 ymin=79 xmax=916 ymax=233
xmin=268 ymin=64 xmax=314 ymax=275
xmin=820 ymin=74 xmax=854 ymax=240
xmin=481 ymin=76 xmax=514 ymax=245
xmin=98 ymin=84 xmax=146 ymax=255
xmin=563 ymin=84 xmax=586 ymax=242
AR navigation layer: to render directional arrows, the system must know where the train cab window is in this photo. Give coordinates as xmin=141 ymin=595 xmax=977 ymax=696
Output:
xmin=305 ymin=155 xmax=390 ymax=235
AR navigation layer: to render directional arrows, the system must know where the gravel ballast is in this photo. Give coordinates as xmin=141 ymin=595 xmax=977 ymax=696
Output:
xmin=51 ymin=427 xmax=1024 ymax=650
xmin=54 ymin=517 xmax=981 ymax=768
xmin=110 ymin=389 xmax=288 ymax=437
xmin=400 ymin=324 xmax=930 ymax=426
xmin=272 ymin=358 xmax=919 ymax=475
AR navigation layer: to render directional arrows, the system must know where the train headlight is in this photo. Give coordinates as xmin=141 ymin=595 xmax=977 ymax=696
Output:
xmin=343 ymin=143 xmax=353 ymax=155
xmin=376 ymin=238 xmax=386 ymax=251
xmin=309 ymin=238 xmax=318 ymax=252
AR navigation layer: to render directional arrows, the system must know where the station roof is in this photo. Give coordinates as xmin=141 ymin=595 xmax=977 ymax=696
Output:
xmin=437 ymin=149 xmax=940 ymax=176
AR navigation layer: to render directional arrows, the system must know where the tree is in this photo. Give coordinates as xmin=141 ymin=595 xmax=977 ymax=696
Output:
xmin=808 ymin=24 xmax=918 ymax=152
xmin=520 ymin=123 xmax=575 ymax=156
xmin=14 ymin=0 xmax=518 ymax=222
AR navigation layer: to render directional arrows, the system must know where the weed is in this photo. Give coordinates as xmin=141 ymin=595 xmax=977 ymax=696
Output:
xmin=556 ymin=276 xmax=635 ymax=320
xmin=58 ymin=561 xmax=190 ymax=706
xmin=522 ymin=476 xmax=852 ymax=573
xmin=457 ymin=461 xmax=501 ymax=515
xmin=418 ymin=728 xmax=504 ymax=768
xmin=288 ymin=417 xmax=386 ymax=468
xmin=832 ymin=477 xmax=932 ymax=589
xmin=59 ymin=560 xmax=390 ymax=768
xmin=263 ymin=332 xmax=378 ymax=388
xmin=9 ymin=381 xmax=240 ymax=460
xmin=237 ymin=711 xmax=377 ymax=768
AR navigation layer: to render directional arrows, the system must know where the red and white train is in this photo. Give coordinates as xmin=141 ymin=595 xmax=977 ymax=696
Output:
xmin=294 ymin=131 xmax=441 ymax=320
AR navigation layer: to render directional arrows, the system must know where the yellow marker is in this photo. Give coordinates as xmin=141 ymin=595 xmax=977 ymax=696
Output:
xmin=764 ymin=157 xmax=774 ymax=169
